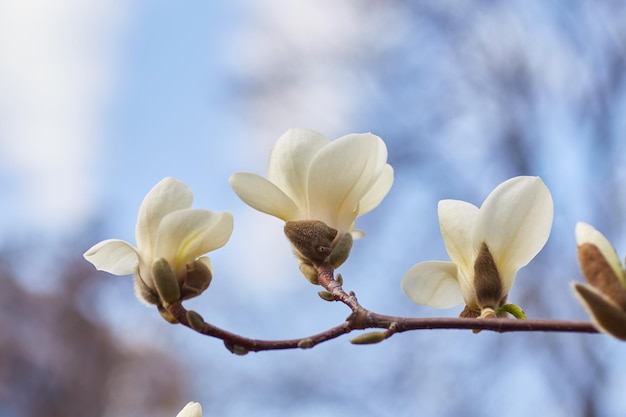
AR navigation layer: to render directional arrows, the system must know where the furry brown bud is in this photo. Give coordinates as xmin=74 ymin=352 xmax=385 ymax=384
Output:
xmin=578 ymin=243 xmax=626 ymax=310
xmin=284 ymin=220 xmax=337 ymax=264
xmin=182 ymin=259 xmax=213 ymax=300
xmin=473 ymin=242 xmax=504 ymax=310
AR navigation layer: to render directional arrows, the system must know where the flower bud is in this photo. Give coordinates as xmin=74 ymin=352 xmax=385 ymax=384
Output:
xmin=578 ymin=243 xmax=626 ymax=310
xmin=573 ymin=282 xmax=626 ymax=340
xmin=152 ymin=258 xmax=181 ymax=305
xmin=224 ymin=341 xmax=249 ymax=356
xmin=284 ymin=220 xmax=337 ymax=264
xmin=350 ymin=331 xmax=387 ymax=345
xmin=317 ymin=291 xmax=334 ymax=302
xmin=297 ymin=338 xmax=314 ymax=349
xmin=186 ymin=310 xmax=206 ymax=333
xmin=473 ymin=242 xmax=504 ymax=310
xmin=298 ymin=261 xmax=319 ymax=285
xmin=335 ymin=273 xmax=344 ymax=286
xmin=182 ymin=258 xmax=213 ymax=300
xmin=133 ymin=273 xmax=160 ymax=305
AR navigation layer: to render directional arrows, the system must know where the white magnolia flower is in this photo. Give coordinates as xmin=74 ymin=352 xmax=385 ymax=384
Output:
xmin=83 ymin=177 xmax=233 ymax=305
xmin=401 ymin=176 xmax=553 ymax=316
xmin=229 ymin=128 xmax=393 ymax=237
xmin=176 ymin=402 xmax=202 ymax=417
xmin=573 ymin=222 xmax=626 ymax=339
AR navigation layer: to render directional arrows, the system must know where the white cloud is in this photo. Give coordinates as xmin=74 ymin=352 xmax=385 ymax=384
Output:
xmin=0 ymin=0 xmax=131 ymax=234
xmin=229 ymin=0 xmax=408 ymax=140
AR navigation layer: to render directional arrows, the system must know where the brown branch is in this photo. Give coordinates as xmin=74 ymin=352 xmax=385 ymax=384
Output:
xmin=164 ymin=263 xmax=599 ymax=354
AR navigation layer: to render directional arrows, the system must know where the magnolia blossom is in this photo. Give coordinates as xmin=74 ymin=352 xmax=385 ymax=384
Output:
xmin=176 ymin=402 xmax=202 ymax=417
xmin=229 ymin=128 xmax=393 ymax=237
xmin=573 ymin=222 xmax=626 ymax=339
xmin=83 ymin=177 xmax=233 ymax=305
xmin=401 ymin=176 xmax=553 ymax=316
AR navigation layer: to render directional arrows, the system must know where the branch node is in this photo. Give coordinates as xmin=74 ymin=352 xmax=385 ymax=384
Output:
xmin=298 ymin=338 xmax=314 ymax=349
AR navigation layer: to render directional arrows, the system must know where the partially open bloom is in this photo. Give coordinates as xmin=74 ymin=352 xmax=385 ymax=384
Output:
xmin=229 ymin=128 xmax=393 ymax=278
xmin=573 ymin=222 xmax=626 ymax=340
xmin=176 ymin=402 xmax=202 ymax=417
xmin=401 ymin=176 xmax=553 ymax=318
xmin=83 ymin=177 xmax=233 ymax=308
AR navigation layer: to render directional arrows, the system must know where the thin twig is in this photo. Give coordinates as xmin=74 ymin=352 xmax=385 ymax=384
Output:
xmin=164 ymin=263 xmax=598 ymax=354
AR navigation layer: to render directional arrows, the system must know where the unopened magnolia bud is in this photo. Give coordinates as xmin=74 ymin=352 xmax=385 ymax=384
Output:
xmin=182 ymin=259 xmax=213 ymax=300
xmin=224 ymin=341 xmax=249 ymax=356
xmin=473 ymin=242 xmax=503 ymax=310
xmin=328 ymin=232 xmax=353 ymax=268
xmin=298 ymin=338 xmax=314 ymax=349
xmin=157 ymin=304 xmax=179 ymax=324
xmin=578 ymin=243 xmax=626 ymax=310
xmin=299 ymin=261 xmax=319 ymax=285
xmin=350 ymin=331 xmax=387 ymax=345
xmin=317 ymin=291 xmax=334 ymax=302
xmin=186 ymin=310 xmax=206 ymax=333
xmin=152 ymin=258 xmax=181 ymax=305
xmin=284 ymin=220 xmax=337 ymax=264
xmin=573 ymin=282 xmax=626 ymax=340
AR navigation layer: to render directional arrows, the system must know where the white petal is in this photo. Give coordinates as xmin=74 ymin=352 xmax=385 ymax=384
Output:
xmin=307 ymin=133 xmax=388 ymax=232
xmin=267 ymin=128 xmax=329 ymax=208
xmin=176 ymin=402 xmax=202 ymax=417
xmin=475 ymin=176 xmax=553 ymax=289
xmin=135 ymin=177 xmax=194 ymax=256
xmin=358 ymin=164 xmax=394 ymax=217
xmin=402 ymin=261 xmax=465 ymax=308
xmin=438 ymin=199 xmax=479 ymax=285
xmin=83 ymin=239 xmax=139 ymax=276
xmin=229 ymin=172 xmax=302 ymax=221
xmin=155 ymin=209 xmax=234 ymax=274
xmin=576 ymin=222 xmax=625 ymax=283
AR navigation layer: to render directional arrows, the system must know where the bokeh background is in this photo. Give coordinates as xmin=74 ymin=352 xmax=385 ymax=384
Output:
xmin=1 ymin=1 xmax=626 ymax=416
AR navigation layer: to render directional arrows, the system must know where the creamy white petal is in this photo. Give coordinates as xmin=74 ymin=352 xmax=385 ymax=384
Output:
xmin=576 ymin=222 xmax=625 ymax=284
xmin=307 ymin=133 xmax=387 ymax=231
xmin=135 ymin=177 xmax=194 ymax=256
xmin=267 ymin=128 xmax=328 ymax=208
xmin=358 ymin=164 xmax=394 ymax=217
xmin=176 ymin=402 xmax=202 ymax=417
xmin=154 ymin=209 xmax=234 ymax=275
xmin=438 ymin=199 xmax=479 ymax=285
xmin=401 ymin=261 xmax=465 ymax=308
xmin=475 ymin=176 xmax=553 ymax=290
xmin=229 ymin=172 xmax=302 ymax=221
xmin=83 ymin=239 xmax=140 ymax=276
